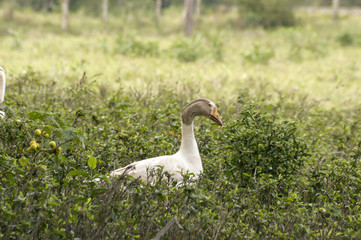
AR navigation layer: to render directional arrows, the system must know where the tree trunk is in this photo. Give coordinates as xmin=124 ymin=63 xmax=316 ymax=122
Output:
xmin=184 ymin=0 xmax=194 ymax=36
xmin=102 ymin=0 xmax=109 ymax=23
xmin=5 ymin=0 xmax=16 ymax=20
xmin=195 ymin=0 xmax=201 ymax=17
xmin=155 ymin=0 xmax=162 ymax=20
xmin=61 ymin=0 xmax=69 ymax=30
xmin=42 ymin=0 xmax=54 ymax=11
xmin=332 ymin=0 xmax=339 ymax=20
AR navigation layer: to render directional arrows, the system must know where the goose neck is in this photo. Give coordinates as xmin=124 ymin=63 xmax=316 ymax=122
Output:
xmin=179 ymin=122 xmax=200 ymax=156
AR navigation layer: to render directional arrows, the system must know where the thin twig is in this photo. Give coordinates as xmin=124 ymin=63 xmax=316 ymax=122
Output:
xmin=153 ymin=217 xmax=178 ymax=240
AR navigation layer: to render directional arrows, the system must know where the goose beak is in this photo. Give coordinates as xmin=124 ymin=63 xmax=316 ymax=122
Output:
xmin=210 ymin=107 xmax=223 ymax=126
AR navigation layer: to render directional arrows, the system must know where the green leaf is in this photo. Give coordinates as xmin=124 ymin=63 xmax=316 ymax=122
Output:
xmin=88 ymin=156 xmax=97 ymax=170
xmin=100 ymin=175 xmax=111 ymax=184
xmin=19 ymin=157 xmax=29 ymax=167
xmin=43 ymin=125 xmax=54 ymax=135
xmin=327 ymin=228 xmax=333 ymax=237
xmin=242 ymin=172 xmax=251 ymax=177
xmin=66 ymin=170 xmax=90 ymax=178
xmin=28 ymin=111 xmax=50 ymax=121
xmin=93 ymin=174 xmax=111 ymax=184
xmin=62 ymin=128 xmax=78 ymax=142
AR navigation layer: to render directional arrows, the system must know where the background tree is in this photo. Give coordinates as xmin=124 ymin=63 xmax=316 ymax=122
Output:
xmin=195 ymin=0 xmax=201 ymax=17
xmin=4 ymin=0 xmax=16 ymax=20
xmin=155 ymin=0 xmax=162 ymax=18
xmin=61 ymin=0 xmax=69 ymax=30
xmin=184 ymin=0 xmax=194 ymax=36
xmin=332 ymin=0 xmax=340 ymax=20
xmin=155 ymin=0 xmax=162 ymax=26
xmin=102 ymin=0 xmax=109 ymax=23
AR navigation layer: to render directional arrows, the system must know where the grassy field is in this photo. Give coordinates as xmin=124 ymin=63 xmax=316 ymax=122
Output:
xmin=1 ymin=6 xmax=361 ymax=239
xmin=1 ymin=7 xmax=361 ymax=109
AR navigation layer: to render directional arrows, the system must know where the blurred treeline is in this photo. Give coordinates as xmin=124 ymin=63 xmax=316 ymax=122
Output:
xmin=1 ymin=0 xmax=361 ymax=30
xmin=1 ymin=0 xmax=361 ymax=14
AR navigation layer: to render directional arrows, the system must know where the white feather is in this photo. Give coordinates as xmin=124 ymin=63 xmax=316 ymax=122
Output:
xmin=0 ymin=67 xmax=5 ymax=104
xmin=110 ymin=123 xmax=203 ymax=182
xmin=0 ymin=67 xmax=5 ymax=119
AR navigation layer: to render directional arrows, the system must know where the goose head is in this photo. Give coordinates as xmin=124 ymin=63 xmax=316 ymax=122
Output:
xmin=0 ymin=67 xmax=5 ymax=103
xmin=181 ymin=98 xmax=223 ymax=126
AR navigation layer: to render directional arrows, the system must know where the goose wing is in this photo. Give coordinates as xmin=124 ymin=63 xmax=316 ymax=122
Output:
xmin=110 ymin=155 xmax=189 ymax=182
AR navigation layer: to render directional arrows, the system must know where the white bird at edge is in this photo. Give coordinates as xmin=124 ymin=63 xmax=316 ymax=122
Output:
xmin=110 ymin=98 xmax=223 ymax=183
xmin=0 ymin=67 xmax=5 ymax=118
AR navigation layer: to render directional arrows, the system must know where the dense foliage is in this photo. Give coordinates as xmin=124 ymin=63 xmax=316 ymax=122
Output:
xmin=223 ymin=106 xmax=308 ymax=182
xmin=1 ymin=69 xmax=361 ymax=239
xmin=1 ymin=2 xmax=361 ymax=239
xmin=238 ymin=0 xmax=296 ymax=28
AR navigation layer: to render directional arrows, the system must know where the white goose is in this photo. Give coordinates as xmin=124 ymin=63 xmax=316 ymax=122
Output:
xmin=110 ymin=98 xmax=223 ymax=182
xmin=0 ymin=67 xmax=5 ymax=118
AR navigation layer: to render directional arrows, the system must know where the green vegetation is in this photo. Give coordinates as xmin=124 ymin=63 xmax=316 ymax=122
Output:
xmin=1 ymin=4 xmax=361 ymax=239
xmin=243 ymin=43 xmax=275 ymax=64
xmin=169 ymin=35 xmax=205 ymax=62
xmin=1 ymin=7 xmax=361 ymax=108
xmin=115 ymin=35 xmax=159 ymax=57
xmin=239 ymin=0 xmax=296 ymax=28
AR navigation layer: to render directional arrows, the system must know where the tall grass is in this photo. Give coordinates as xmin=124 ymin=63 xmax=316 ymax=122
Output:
xmin=0 ymin=8 xmax=361 ymax=109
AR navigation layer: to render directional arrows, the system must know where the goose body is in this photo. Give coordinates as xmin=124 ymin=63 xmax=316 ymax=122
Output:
xmin=110 ymin=98 xmax=223 ymax=182
xmin=0 ymin=67 xmax=5 ymax=118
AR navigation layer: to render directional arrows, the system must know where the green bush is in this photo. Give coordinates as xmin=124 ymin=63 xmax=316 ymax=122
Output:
xmin=223 ymin=107 xmax=308 ymax=184
xmin=288 ymin=32 xmax=328 ymax=61
xmin=337 ymin=32 xmax=354 ymax=46
xmin=243 ymin=44 xmax=275 ymax=64
xmin=239 ymin=0 xmax=296 ymax=28
xmin=208 ymin=32 xmax=225 ymax=62
xmin=115 ymin=35 xmax=159 ymax=57
xmin=169 ymin=35 xmax=204 ymax=62
xmin=1 ymin=70 xmax=361 ymax=239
